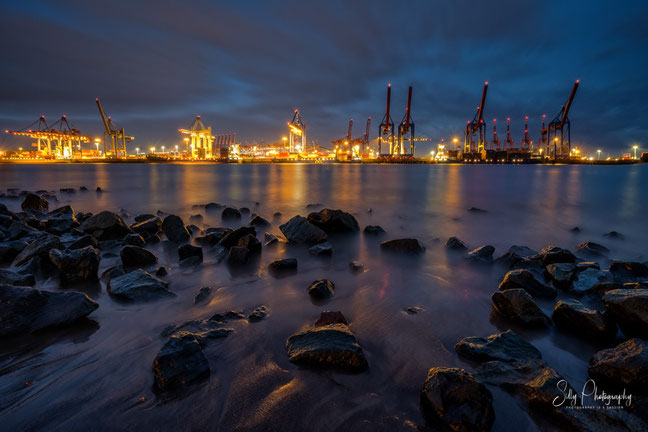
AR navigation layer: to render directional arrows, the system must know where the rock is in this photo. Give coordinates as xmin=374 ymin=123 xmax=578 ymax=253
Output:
xmin=315 ymin=311 xmax=348 ymax=326
xmin=285 ymin=323 xmax=368 ymax=372
xmin=152 ymin=332 xmax=210 ymax=392
xmin=249 ymin=215 xmax=270 ymax=227
xmin=194 ymin=286 xmax=212 ymax=304
xmin=0 ymin=269 xmax=35 ymax=286
xmin=178 ymin=244 xmax=203 ymax=262
xmin=491 ymin=289 xmax=550 ymax=327
xmin=59 ymin=188 xmax=76 ymax=193
xmin=239 ymin=207 xmax=250 ymax=214
xmin=279 ymin=216 xmax=327 ymax=245
xmin=609 ymin=261 xmax=648 ymax=282
xmin=12 ymin=234 xmax=61 ymax=267
xmin=602 ymin=289 xmax=648 ymax=338
xmin=68 ymin=235 xmax=98 ymax=250
xmin=120 ymin=245 xmax=158 ymax=268
xmin=273 ymin=212 xmax=282 ymax=217
xmin=98 ymin=239 xmax=122 ymax=251
xmin=221 ymin=207 xmax=241 ymax=220
xmin=349 ymin=260 xmax=363 ymax=272
xmin=161 ymin=215 xmax=190 ymax=243
xmin=576 ymin=261 xmax=600 ymax=271
xmin=455 ymin=330 xmax=542 ymax=363
xmin=226 ymin=246 xmax=251 ymax=265
xmin=420 ymin=367 xmax=494 ymax=432
xmin=156 ymin=266 xmax=168 ymax=276
xmin=545 ymin=263 xmax=576 ymax=289
xmin=269 ymin=258 xmax=297 ymax=270
xmin=308 ymin=279 xmax=335 ymax=299
xmin=82 ymin=211 xmax=132 ymax=241
xmin=131 ymin=217 xmax=162 ymax=236
xmin=531 ymin=245 xmax=576 ymax=265
xmin=264 ymin=232 xmax=278 ymax=246
xmin=0 ymin=284 xmax=98 ymax=336
xmin=134 ymin=213 xmax=155 ymax=223
xmin=309 ymin=241 xmax=333 ymax=256
xmin=101 ymin=265 xmax=126 ymax=281
xmin=466 ymin=245 xmax=495 ymax=263
xmin=180 ymin=256 xmax=202 ymax=268
xmin=7 ymin=220 xmax=39 ymax=240
xmin=404 ymin=306 xmax=424 ymax=314
xmin=588 ymin=339 xmax=648 ymax=393
xmin=218 ymin=226 xmax=256 ymax=249
xmin=197 ymin=228 xmax=232 ymax=246
xmin=237 ymin=234 xmax=261 ymax=253
xmin=123 ymin=233 xmax=145 ymax=246
xmin=552 ymin=300 xmax=616 ymax=340
xmin=571 ymin=268 xmax=609 ymax=293
xmin=189 ymin=214 xmax=203 ymax=222
xmin=381 ymin=238 xmax=425 ymax=254
xmin=248 ymin=305 xmax=268 ymax=322
xmin=363 ymin=225 xmax=385 ymax=235
xmin=209 ymin=310 xmax=246 ymax=322
xmin=468 ymin=207 xmax=488 ymax=213
xmin=0 ymin=240 xmax=28 ymax=265
xmin=605 ymin=230 xmax=624 ymax=239
xmin=21 ymin=193 xmax=49 ymax=212
xmin=577 ymin=241 xmax=610 ymax=257
xmin=307 ymin=208 xmax=359 ymax=233
xmin=49 ymin=246 xmax=100 ymax=283
xmin=107 ymin=269 xmax=174 ymax=301
xmin=570 ymin=226 xmax=581 ymax=233
xmin=499 ymin=269 xmax=556 ymax=298
xmin=205 ymin=202 xmax=223 ymax=211
xmin=95 ymin=187 xmax=102 ymax=192
xmin=446 ymin=236 xmax=468 ymax=250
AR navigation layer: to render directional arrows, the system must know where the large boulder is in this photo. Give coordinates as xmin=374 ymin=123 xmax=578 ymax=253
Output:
xmin=122 ymin=233 xmax=145 ymax=246
xmin=82 ymin=211 xmax=132 ymax=241
xmin=491 ymin=289 xmax=550 ymax=327
xmin=577 ymin=241 xmax=610 ymax=257
xmin=380 ymin=238 xmax=425 ymax=254
xmin=279 ymin=216 xmax=327 ymax=245
xmin=285 ymin=323 xmax=368 ymax=372
xmin=178 ymin=244 xmax=203 ymax=262
xmin=131 ymin=216 xmax=162 ymax=235
xmin=602 ymin=289 xmax=648 ymax=338
xmin=120 ymin=245 xmax=158 ymax=268
xmin=221 ymin=207 xmax=241 ymax=220
xmin=420 ymin=367 xmax=494 ymax=432
xmin=237 ymin=234 xmax=261 ymax=253
xmin=218 ymin=226 xmax=256 ymax=249
xmin=21 ymin=193 xmax=49 ymax=212
xmin=161 ymin=215 xmax=190 ymax=243
xmin=531 ymin=245 xmax=576 ymax=265
xmin=0 ymin=269 xmax=35 ymax=286
xmin=0 ymin=284 xmax=98 ymax=336
xmin=307 ymin=208 xmax=359 ymax=233
xmin=609 ymin=261 xmax=648 ymax=282
xmin=107 ymin=269 xmax=175 ymax=301
xmin=363 ymin=225 xmax=385 ymax=235
xmin=545 ymin=263 xmax=576 ymax=289
xmin=308 ymin=279 xmax=335 ymax=299
xmin=0 ymin=240 xmax=28 ymax=265
xmin=446 ymin=236 xmax=468 ymax=251
xmin=226 ymin=245 xmax=251 ymax=266
xmin=494 ymin=245 xmax=542 ymax=269
xmin=12 ymin=234 xmax=61 ymax=267
xmin=588 ymin=338 xmax=648 ymax=393
xmin=551 ymin=299 xmax=616 ymax=340
xmin=269 ymin=258 xmax=298 ymax=271
xmin=466 ymin=245 xmax=495 ymax=263
xmin=152 ymin=332 xmax=210 ymax=392
xmin=571 ymin=268 xmax=609 ymax=293
xmin=68 ymin=235 xmax=99 ymax=250
xmin=309 ymin=241 xmax=333 ymax=256
xmin=249 ymin=215 xmax=270 ymax=227
xmin=499 ymin=269 xmax=556 ymax=298
xmin=49 ymin=246 xmax=100 ymax=283
xmin=455 ymin=330 xmax=541 ymax=363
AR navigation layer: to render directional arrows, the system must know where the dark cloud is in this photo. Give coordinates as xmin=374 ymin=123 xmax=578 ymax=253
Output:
xmin=0 ymin=0 xmax=646 ymax=155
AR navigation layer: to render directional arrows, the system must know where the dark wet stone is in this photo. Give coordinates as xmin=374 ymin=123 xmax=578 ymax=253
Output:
xmin=189 ymin=214 xmax=203 ymax=223
xmin=123 ymin=233 xmax=145 ymax=246
xmin=80 ymin=186 xmax=88 ymax=191
xmin=315 ymin=311 xmax=348 ymax=326
xmin=187 ymin=225 xmax=202 ymax=236
xmin=95 ymin=187 xmax=102 ymax=192
xmin=545 ymin=263 xmax=576 ymax=289
xmin=420 ymin=367 xmax=494 ymax=432
xmin=82 ymin=211 xmax=132 ymax=241
xmin=571 ymin=268 xmax=609 ymax=293
xmin=309 ymin=241 xmax=333 ymax=256
xmin=68 ymin=235 xmax=99 ymax=250
xmin=178 ymin=244 xmax=203 ymax=262
xmin=381 ymin=238 xmax=425 ymax=254
xmin=308 ymin=279 xmax=335 ymax=299
xmin=107 ymin=269 xmax=174 ymax=301
xmin=197 ymin=228 xmax=232 ymax=246
xmin=445 ymin=236 xmax=467 ymax=251
xmin=286 ymin=323 xmax=368 ymax=372
xmin=279 ymin=216 xmax=327 ymax=245
xmin=249 ymin=215 xmax=270 ymax=227
xmin=577 ymin=241 xmax=610 ymax=257
xmin=226 ymin=246 xmax=251 ymax=265
xmin=269 ymin=258 xmax=297 ymax=270
xmin=363 ymin=225 xmax=385 ymax=235
xmin=602 ymin=289 xmax=648 ymax=338
xmin=0 ymin=240 xmax=28 ymax=265
xmin=455 ymin=330 xmax=542 ymax=363
xmin=179 ymin=256 xmax=202 ymax=268
xmin=221 ymin=207 xmax=241 ymax=220
xmin=100 ymin=265 xmax=126 ymax=281
xmin=120 ymin=245 xmax=158 ymax=268
xmin=609 ymin=261 xmax=648 ymax=282
xmin=12 ymin=234 xmax=61 ymax=267
xmin=604 ymin=231 xmax=624 ymax=239
xmin=0 ymin=284 xmax=98 ymax=337
xmin=21 ymin=193 xmax=49 ymax=212
xmin=194 ymin=286 xmax=212 ymax=304
xmin=552 ymin=299 xmax=616 ymax=340
xmin=0 ymin=269 xmax=35 ymax=286
xmin=588 ymin=338 xmax=648 ymax=393
xmin=273 ymin=212 xmax=282 ymax=217
xmin=59 ymin=188 xmax=76 ymax=193
xmin=404 ymin=306 xmax=423 ymax=315
xmin=131 ymin=217 xmax=163 ymax=237
xmin=576 ymin=261 xmax=600 ymax=272
xmin=49 ymin=246 xmax=100 ymax=283
xmin=531 ymin=245 xmax=576 ymax=265
xmin=570 ymin=226 xmax=581 ymax=233
xmin=152 ymin=332 xmax=210 ymax=392
xmin=305 ymin=203 xmax=322 ymax=209
xmin=155 ymin=266 xmax=168 ymax=276
xmin=134 ymin=213 xmax=155 ymax=223
xmin=491 ymin=289 xmax=550 ymax=327
xmin=218 ymin=226 xmax=256 ymax=249
xmin=239 ymin=207 xmax=250 ymax=214
xmin=349 ymin=260 xmax=363 ymax=272
xmin=466 ymin=245 xmax=495 ymax=263
xmin=98 ymin=239 xmax=122 ymax=251
xmin=205 ymin=202 xmax=223 ymax=211
xmin=237 ymin=234 xmax=261 ymax=253
xmin=248 ymin=305 xmax=268 ymax=322
xmin=468 ymin=207 xmax=488 ymax=213
xmin=161 ymin=215 xmax=190 ymax=243
xmin=499 ymin=269 xmax=556 ymax=298
xmin=307 ymin=208 xmax=359 ymax=233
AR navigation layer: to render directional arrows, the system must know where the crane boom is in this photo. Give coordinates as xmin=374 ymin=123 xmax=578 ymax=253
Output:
xmin=385 ymin=84 xmax=391 ymax=131
xmin=560 ymin=80 xmax=579 ymax=128
xmin=476 ymin=82 xmax=488 ymax=127
xmin=96 ymin=98 xmax=110 ymax=133
xmin=347 ymin=119 xmax=353 ymax=141
xmin=364 ymin=117 xmax=371 ymax=143
xmin=404 ymin=86 xmax=412 ymax=130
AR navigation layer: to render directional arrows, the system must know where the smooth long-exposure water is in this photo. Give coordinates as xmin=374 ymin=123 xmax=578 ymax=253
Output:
xmin=1 ymin=163 xmax=647 ymax=431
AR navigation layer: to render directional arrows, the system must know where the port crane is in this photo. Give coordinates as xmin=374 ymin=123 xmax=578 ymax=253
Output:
xmin=6 ymin=115 xmax=90 ymax=158
xmin=397 ymin=86 xmax=415 ymax=156
xmin=464 ymin=82 xmax=488 ymax=154
xmin=520 ymin=116 xmax=532 ymax=150
xmin=179 ymin=116 xmax=214 ymax=159
xmin=363 ymin=117 xmax=371 ymax=156
xmin=378 ymin=84 xmax=395 ymax=156
xmin=490 ymin=119 xmax=500 ymax=150
xmin=504 ymin=118 xmax=514 ymax=149
xmin=287 ymin=109 xmax=306 ymax=153
xmin=96 ymin=98 xmax=132 ymax=157
xmin=543 ymin=80 xmax=579 ymax=159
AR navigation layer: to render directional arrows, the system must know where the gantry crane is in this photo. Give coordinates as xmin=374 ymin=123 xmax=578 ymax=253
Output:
xmin=520 ymin=116 xmax=532 ymax=150
xmin=464 ymin=82 xmax=488 ymax=154
xmin=363 ymin=117 xmax=371 ymax=156
xmin=490 ymin=119 xmax=500 ymax=150
xmin=287 ymin=109 xmax=306 ymax=153
xmin=543 ymin=80 xmax=579 ymax=159
xmin=504 ymin=118 xmax=515 ymax=149
xmin=378 ymin=84 xmax=394 ymax=156
xmin=397 ymin=86 xmax=415 ymax=156
xmin=96 ymin=98 xmax=132 ymax=158
xmin=6 ymin=115 xmax=90 ymax=158
xmin=538 ymin=114 xmax=547 ymax=156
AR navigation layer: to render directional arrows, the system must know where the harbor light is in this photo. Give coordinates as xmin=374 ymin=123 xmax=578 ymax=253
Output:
xmin=161 ymin=146 xmax=165 ymax=153
xmin=597 ymin=149 xmax=601 ymax=160
xmin=135 ymin=147 xmax=139 ymax=155
xmin=150 ymin=146 xmax=155 ymax=153
xmin=633 ymin=145 xmax=639 ymax=159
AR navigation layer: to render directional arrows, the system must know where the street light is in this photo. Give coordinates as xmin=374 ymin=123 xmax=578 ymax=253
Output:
xmin=150 ymin=146 xmax=155 ymax=153
xmin=633 ymin=145 xmax=639 ymax=159
xmin=597 ymin=149 xmax=601 ymax=160
xmin=161 ymin=146 xmax=165 ymax=153
xmin=135 ymin=147 xmax=139 ymax=155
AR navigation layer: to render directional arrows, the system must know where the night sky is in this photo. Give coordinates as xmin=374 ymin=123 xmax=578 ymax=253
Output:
xmin=1 ymin=0 xmax=646 ymax=156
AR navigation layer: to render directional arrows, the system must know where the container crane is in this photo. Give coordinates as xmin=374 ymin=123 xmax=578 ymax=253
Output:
xmin=543 ymin=80 xmax=579 ymax=159
xmin=363 ymin=117 xmax=371 ymax=156
xmin=397 ymin=86 xmax=415 ymax=156
xmin=538 ymin=114 xmax=547 ymax=157
xmin=378 ymin=84 xmax=394 ymax=156
xmin=520 ymin=116 xmax=532 ymax=150
xmin=464 ymin=82 xmax=488 ymax=155
xmin=504 ymin=118 xmax=515 ymax=149
xmin=490 ymin=119 xmax=500 ymax=150
xmin=96 ymin=98 xmax=132 ymax=158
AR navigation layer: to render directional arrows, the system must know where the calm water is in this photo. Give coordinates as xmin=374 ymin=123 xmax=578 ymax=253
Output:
xmin=1 ymin=163 xmax=647 ymax=431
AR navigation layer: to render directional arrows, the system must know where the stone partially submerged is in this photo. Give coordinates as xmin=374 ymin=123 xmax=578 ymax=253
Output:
xmin=380 ymin=238 xmax=425 ymax=254
xmin=455 ymin=330 xmax=542 ymax=363
xmin=491 ymin=289 xmax=550 ymax=327
xmin=306 ymin=208 xmax=359 ymax=233
xmin=279 ymin=216 xmax=327 ymax=245
xmin=161 ymin=214 xmax=190 ymax=243
xmin=602 ymin=289 xmax=648 ymax=338
xmin=499 ymin=269 xmax=556 ymax=298
xmin=107 ymin=269 xmax=175 ymax=301
xmin=49 ymin=246 xmax=100 ymax=283
xmin=551 ymin=299 xmax=617 ymax=340
xmin=588 ymin=338 xmax=648 ymax=393
xmin=82 ymin=211 xmax=132 ymax=241
xmin=152 ymin=332 xmax=210 ymax=393
xmin=285 ymin=323 xmax=368 ymax=372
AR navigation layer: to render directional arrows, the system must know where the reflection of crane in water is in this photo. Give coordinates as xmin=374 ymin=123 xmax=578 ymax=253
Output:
xmin=96 ymin=98 xmax=132 ymax=158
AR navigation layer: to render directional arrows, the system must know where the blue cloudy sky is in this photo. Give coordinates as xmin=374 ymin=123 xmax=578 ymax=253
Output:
xmin=1 ymin=0 xmax=646 ymax=156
